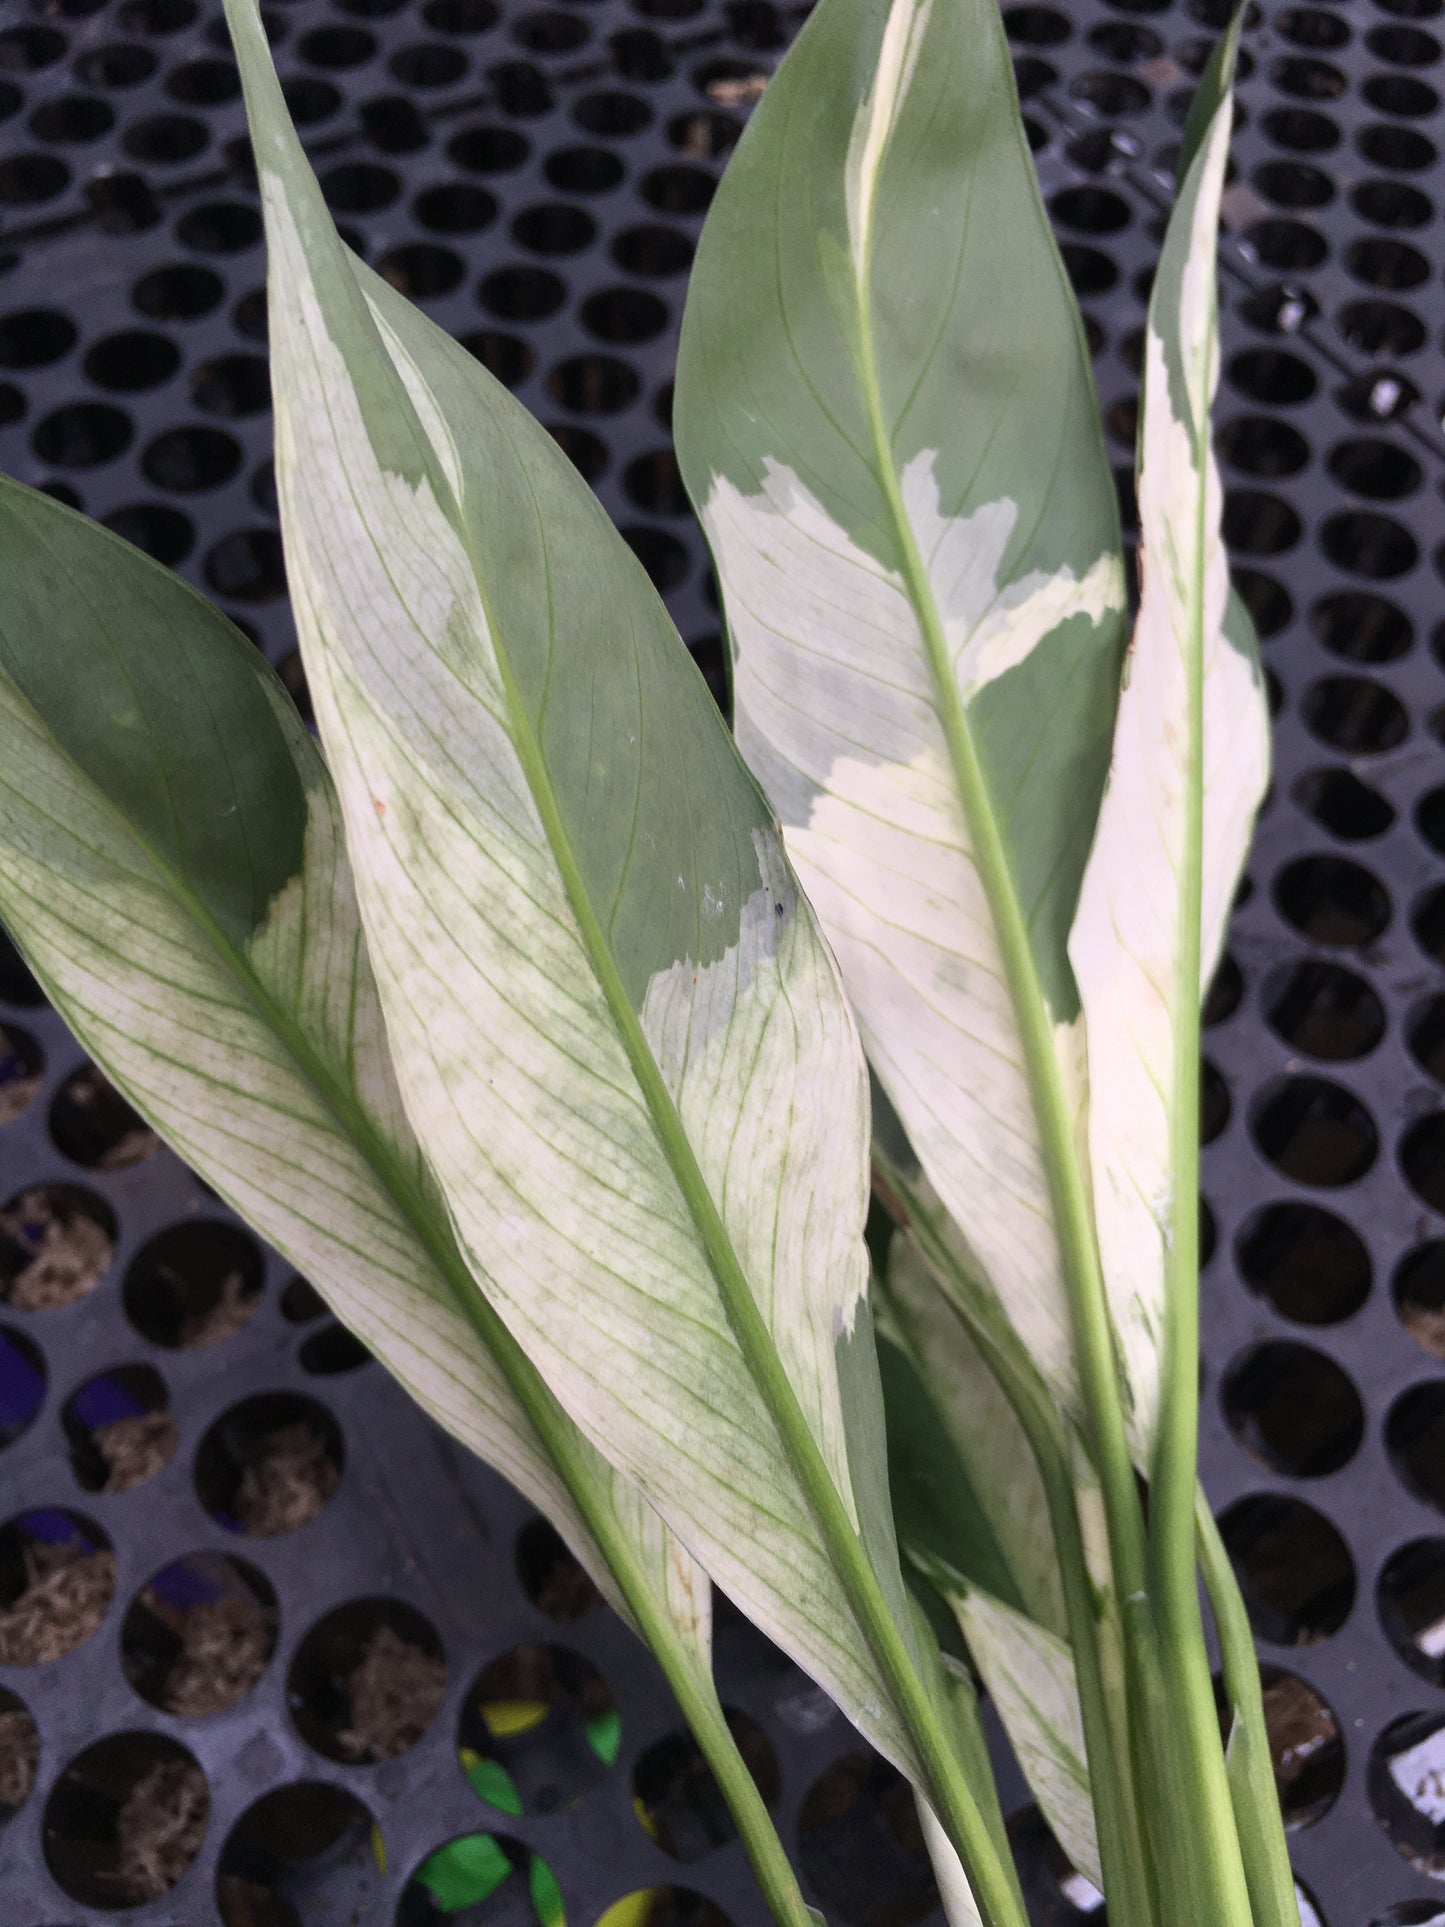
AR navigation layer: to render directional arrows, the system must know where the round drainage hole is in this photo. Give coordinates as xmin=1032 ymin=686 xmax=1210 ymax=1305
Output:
xmin=124 ymin=1219 xmax=263 ymax=1349
xmin=0 ymin=1686 xmax=38 ymax=1817
xmin=1396 ymin=1244 xmax=1445 ymax=1359
xmin=48 ymin=1062 xmax=158 ymax=1169
xmin=1369 ymin=1711 xmax=1445 ymax=1878
xmin=194 ymin=1392 xmax=343 ymax=1537
xmin=798 ymin=1750 xmax=938 ymax=1927
xmin=63 ymin=1363 xmax=176 ymax=1493
xmin=1250 ymin=1074 xmax=1378 ymax=1186
xmin=1379 ymin=1538 xmax=1445 ymax=1688
xmin=1387 ymin=1383 xmax=1445 ymax=1511
xmin=1263 ymin=960 xmax=1385 ymax=1060
xmin=0 ymin=1182 xmax=115 ymax=1310
xmin=122 ymin=1551 xmax=277 ymax=1716
xmin=633 ymin=1710 xmax=778 ymax=1862
xmin=0 ymin=1022 xmax=41 ymax=1125
xmin=396 ymin=1832 xmax=564 ymax=1927
xmin=1218 ymin=1493 xmax=1355 ymax=1645
xmin=0 ymin=1325 xmax=45 ymax=1447
xmin=515 ymin=1516 xmax=599 ymax=1623
xmin=0 ymin=1506 xmax=115 ymax=1663
xmin=290 ymin=1596 xmax=446 ymax=1763
xmin=460 ymin=1643 xmax=618 ymax=1816
xmin=1254 ymin=1667 xmax=1345 ymax=1828
xmin=217 ymin=1782 xmax=381 ymax=1927
xmin=44 ymin=1731 xmax=208 ymax=1906
xmin=1221 ymin=1341 xmax=1364 ymax=1476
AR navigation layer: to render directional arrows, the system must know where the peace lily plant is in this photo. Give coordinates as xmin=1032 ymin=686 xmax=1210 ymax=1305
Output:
xmin=0 ymin=0 xmax=1296 ymax=1919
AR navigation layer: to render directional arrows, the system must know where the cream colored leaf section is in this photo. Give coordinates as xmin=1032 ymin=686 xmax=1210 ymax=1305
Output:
xmin=0 ymin=671 xmax=642 ymax=1615
xmin=917 ymin=1797 xmax=983 ymax=1927
xmin=264 ymin=180 xmax=915 ymax=1775
xmin=708 ymin=457 xmax=1120 ymax=1417
xmin=1067 ymin=95 xmax=1268 ymax=1459
xmin=954 ymin=1589 xmax=1101 ymax=1893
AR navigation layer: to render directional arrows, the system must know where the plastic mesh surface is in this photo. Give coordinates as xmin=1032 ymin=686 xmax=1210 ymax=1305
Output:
xmin=0 ymin=0 xmax=1442 ymax=1920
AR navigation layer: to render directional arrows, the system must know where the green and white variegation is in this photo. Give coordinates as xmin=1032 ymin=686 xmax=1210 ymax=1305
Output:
xmin=220 ymin=10 xmax=1015 ymax=1886
xmin=1069 ymin=19 xmax=1269 ymax=1458
xmin=675 ymin=0 xmax=1125 ymax=1436
xmin=0 ymin=476 xmax=707 ymax=1668
xmin=946 ymin=1586 xmax=1100 ymax=1896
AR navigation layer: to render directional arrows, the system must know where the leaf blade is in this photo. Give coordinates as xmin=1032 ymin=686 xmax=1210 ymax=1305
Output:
xmin=1067 ymin=25 xmax=1268 ymax=1457
xmin=224 ymin=0 xmax=935 ymax=1789
xmin=675 ymin=0 xmax=1126 ymax=1423
xmin=0 ymin=473 xmax=706 ymax=1668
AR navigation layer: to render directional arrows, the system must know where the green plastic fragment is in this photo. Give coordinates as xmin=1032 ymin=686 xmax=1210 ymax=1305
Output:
xmin=459 ymin=1746 xmax=525 ymax=1817
xmin=415 ymin=1832 xmax=514 ymax=1911
xmin=529 ymin=1852 xmax=567 ymax=1927
xmin=584 ymin=1706 xmax=622 ymax=1765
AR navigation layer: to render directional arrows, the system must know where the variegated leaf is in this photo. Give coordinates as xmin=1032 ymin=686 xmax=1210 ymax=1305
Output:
xmin=224 ymin=0 xmax=933 ymax=1790
xmin=945 ymin=1587 xmax=1101 ymax=1895
xmin=675 ymin=0 xmax=1125 ymax=1427
xmin=0 ymin=474 xmax=709 ymax=1673
xmin=1068 ymin=22 xmax=1269 ymax=1456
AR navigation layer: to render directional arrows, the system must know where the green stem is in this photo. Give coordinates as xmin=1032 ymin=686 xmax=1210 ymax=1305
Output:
xmin=935 ymin=1646 xmax=1025 ymax=1896
xmin=1198 ymin=1495 xmax=1299 ymax=1927
xmin=1141 ymin=249 xmax=1252 ymax=1927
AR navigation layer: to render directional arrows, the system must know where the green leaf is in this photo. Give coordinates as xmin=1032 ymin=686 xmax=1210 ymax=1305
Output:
xmin=219 ymin=0 xmax=961 ymax=1817
xmin=674 ymin=0 xmax=1125 ymax=1433
xmin=1068 ymin=19 xmax=1269 ymax=1457
xmin=881 ymin=1238 xmax=1064 ymax=1637
xmin=0 ymin=472 xmax=711 ymax=1675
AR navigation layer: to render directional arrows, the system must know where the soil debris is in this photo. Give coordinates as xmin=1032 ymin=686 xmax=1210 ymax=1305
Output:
xmin=0 ymin=1537 xmax=115 ymax=1664
xmin=1262 ymin=1670 xmax=1339 ymax=1788
xmin=337 ymin=1621 xmax=447 ymax=1762
xmin=112 ymin=1754 xmax=209 ymax=1902
xmin=0 ymin=1705 xmax=39 ymax=1811
xmin=179 ymin=1267 xmax=257 ymax=1348
xmin=0 ymin=1186 xmax=112 ymax=1310
xmin=706 ymin=70 xmax=768 ymax=104
xmin=96 ymin=1409 xmax=179 ymax=1494
xmin=235 ymin=1421 xmax=338 ymax=1535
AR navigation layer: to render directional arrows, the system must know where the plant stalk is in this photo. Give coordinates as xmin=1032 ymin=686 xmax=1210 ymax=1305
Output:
xmin=1198 ymin=1494 xmax=1299 ymax=1927
xmin=1140 ymin=205 xmax=1254 ymax=1924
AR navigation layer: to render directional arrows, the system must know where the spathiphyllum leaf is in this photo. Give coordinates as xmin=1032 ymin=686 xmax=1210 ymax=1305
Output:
xmin=675 ymin=0 xmax=1125 ymax=1429
xmin=880 ymin=1238 xmax=1063 ymax=1638
xmin=0 ymin=475 xmax=709 ymax=1671
xmin=882 ymin=1237 xmax=1099 ymax=1895
xmin=1068 ymin=19 xmax=1268 ymax=1456
xmin=222 ymin=0 xmax=935 ymax=1790
xmin=939 ymin=1584 xmax=1100 ymax=1896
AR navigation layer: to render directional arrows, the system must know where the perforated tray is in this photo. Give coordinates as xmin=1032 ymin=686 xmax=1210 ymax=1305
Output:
xmin=0 ymin=0 xmax=1442 ymax=1921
